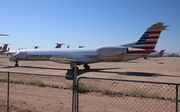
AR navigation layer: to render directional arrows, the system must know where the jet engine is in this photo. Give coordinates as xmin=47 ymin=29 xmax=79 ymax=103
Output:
xmin=97 ymin=46 xmax=128 ymax=57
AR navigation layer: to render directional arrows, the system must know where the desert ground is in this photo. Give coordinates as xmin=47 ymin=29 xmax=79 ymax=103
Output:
xmin=0 ymin=56 xmax=180 ymax=112
xmin=0 ymin=56 xmax=180 ymax=83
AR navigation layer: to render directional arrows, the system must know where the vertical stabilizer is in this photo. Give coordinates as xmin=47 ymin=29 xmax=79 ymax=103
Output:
xmin=133 ymin=22 xmax=169 ymax=51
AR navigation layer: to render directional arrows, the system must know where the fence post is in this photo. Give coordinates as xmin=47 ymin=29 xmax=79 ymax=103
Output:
xmin=7 ymin=72 xmax=10 ymax=112
xmin=176 ymin=85 xmax=178 ymax=112
xmin=72 ymin=63 xmax=77 ymax=112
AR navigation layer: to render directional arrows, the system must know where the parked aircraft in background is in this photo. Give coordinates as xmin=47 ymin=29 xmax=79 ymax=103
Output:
xmin=0 ymin=44 xmax=9 ymax=54
xmin=163 ymin=52 xmax=180 ymax=57
xmin=9 ymin=22 xmax=169 ymax=70
xmin=171 ymin=53 xmax=180 ymax=57
xmin=0 ymin=34 xmax=9 ymax=36
xmin=144 ymin=50 xmax=165 ymax=59
xmin=34 ymin=46 xmax=39 ymax=49
xmin=55 ymin=43 xmax=65 ymax=48
xmin=3 ymin=48 xmax=17 ymax=56
xmin=79 ymin=46 xmax=85 ymax=48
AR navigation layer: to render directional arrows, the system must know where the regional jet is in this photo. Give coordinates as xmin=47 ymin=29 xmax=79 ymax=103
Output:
xmin=144 ymin=50 xmax=165 ymax=59
xmin=9 ymin=22 xmax=169 ymax=70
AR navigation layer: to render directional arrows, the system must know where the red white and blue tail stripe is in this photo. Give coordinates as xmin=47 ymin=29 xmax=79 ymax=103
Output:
xmin=132 ymin=22 xmax=169 ymax=51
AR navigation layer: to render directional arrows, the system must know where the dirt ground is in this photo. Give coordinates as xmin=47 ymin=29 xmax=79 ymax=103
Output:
xmin=1 ymin=56 xmax=180 ymax=83
xmin=0 ymin=56 xmax=180 ymax=112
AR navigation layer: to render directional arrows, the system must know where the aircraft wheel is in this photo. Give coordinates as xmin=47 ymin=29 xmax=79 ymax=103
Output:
xmin=144 ymin=57 xmax=147 ymax=59
xmin=15 ymin=60 xmax=19 ymax=67
xmin=84 ymin=64 xmax=90 ymax=70
xmin=15 ymin=64 xmax=19 ymax=67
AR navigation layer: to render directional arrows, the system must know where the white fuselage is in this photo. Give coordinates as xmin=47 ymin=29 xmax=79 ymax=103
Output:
xmin=9 ymin=48 xmax=146 ymax=64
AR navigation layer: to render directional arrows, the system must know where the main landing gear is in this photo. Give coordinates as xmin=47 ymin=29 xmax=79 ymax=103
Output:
xmin=15 ymin=60 xmax=19 ymax=67
xmin=70 ymin=63 xmax=79 ymax=71
xmin=84 ymin=64 xmax=90 ymax=70
xmin=70 ymin=63 xmax=90 ymax=71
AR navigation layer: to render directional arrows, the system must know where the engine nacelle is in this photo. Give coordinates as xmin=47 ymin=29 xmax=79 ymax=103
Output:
xmin=97 ymin=46 xmax=128 ymax=57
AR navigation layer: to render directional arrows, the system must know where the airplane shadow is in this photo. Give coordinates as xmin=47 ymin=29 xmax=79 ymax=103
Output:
xmin=117 ymin=72 xmax=157 ymax=77
xmin=3 ymin=66 xmax=70 ymax=71
xmin=65 ymin=68 xmax=121 ymax=80
xmin=126 ymin=61 xmax=141 ymax=63
xmin=117 ymin=71 xmax=180 ymax=78
xmin=4 ymin=66 xmax=180 ymax=80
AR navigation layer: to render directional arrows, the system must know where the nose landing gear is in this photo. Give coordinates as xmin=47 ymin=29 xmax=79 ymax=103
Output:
xmin=15 ymin=60 xmax=19 ymax=67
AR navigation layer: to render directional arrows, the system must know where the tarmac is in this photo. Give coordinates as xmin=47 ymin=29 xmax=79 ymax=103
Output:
xmin=0 ymin=55 xmax=180 ymax=83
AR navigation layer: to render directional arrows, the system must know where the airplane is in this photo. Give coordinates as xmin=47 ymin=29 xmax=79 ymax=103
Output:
xmin=3 ymin=48 xmax=17 ymax=56
xmin=0 ymin=44 xmax=9 ymax=54
xmin=79 ymin=46 xmax=85 ymax=48
xmin=169 ymin=53 xmax=180 ymax=57
xmin=34 ymin=46 xmax=39 ymax=49
xmin=163 ymin=52 xmax=180 ymax=57
xmin=4 ymin=45 xmax=40 ymax=56
xmin=0 ymin=34 xmax=9 ymax=36
xmin=55 ymin=43 xmax=64 ymax=48
xmin=144 ymin=50 xmax=165 ymax=59
xmin=9 ymin=22 xmax=169 ymax=70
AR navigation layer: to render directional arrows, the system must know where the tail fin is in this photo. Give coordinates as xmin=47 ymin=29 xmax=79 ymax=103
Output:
xmin=34 ymin=46 xmax=39 ymax=49
xmin=158 ymin=50 xmax=165 ymax=57
xmin=55 ymin=43 xmax=63 ymax=48
xmin=133 ymin=22 xmax=169 ymax=51
xmin=2 ymin=44 xmax=8 ymax=52
xmin=7 ymin=48 xmax=10 ymax=51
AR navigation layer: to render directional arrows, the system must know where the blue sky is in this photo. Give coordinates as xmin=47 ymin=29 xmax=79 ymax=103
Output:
xmin=0 ymin=0 xmax=180 ymax=53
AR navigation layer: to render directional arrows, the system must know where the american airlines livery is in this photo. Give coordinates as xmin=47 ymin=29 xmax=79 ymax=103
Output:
xmin=9 ymin=22 xmax=169 ymax=70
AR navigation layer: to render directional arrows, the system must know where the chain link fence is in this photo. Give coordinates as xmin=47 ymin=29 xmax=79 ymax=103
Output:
xmin=77 ymin=77 xmax=180 ymax=112
xmin=1 ymin=72 xmax=180 ymax=112
xmin=0 ymin=72 xmax=73 ymax=112
xmin=0 ymin=72 xmax=8 ymax=112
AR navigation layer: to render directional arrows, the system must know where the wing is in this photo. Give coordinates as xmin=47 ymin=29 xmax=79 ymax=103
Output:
xmin=50 ymin=57 xmax=83 ymax=64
